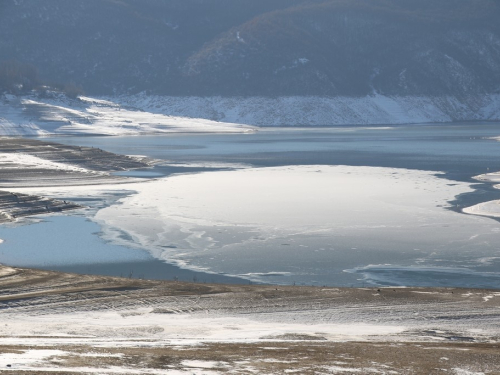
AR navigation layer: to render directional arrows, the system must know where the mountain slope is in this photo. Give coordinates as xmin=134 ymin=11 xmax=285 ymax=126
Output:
xmin=0 ymin=0 xmax=307 ymax=94
xmin=1 ymin=0 xmax=500 ymax=98
xmin=1 ymin=0 xmax=500 ymax=127
xmin=184 ymin=0 xmax=500 ymax=96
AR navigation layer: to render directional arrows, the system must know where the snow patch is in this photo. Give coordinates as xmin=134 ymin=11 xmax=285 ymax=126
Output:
xmin=181 ymin=360 xmax=224 ymax=369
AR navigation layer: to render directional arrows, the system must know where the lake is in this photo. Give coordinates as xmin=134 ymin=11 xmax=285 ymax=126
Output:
xmin=2 ymin=123 xmax=500 ymax=288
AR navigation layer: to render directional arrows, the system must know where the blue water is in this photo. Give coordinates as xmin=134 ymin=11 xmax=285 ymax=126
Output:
xmin=0 ymin=216 xmax=149 ymax=267
xmin=0 ymin=216 xmax=246 ymax=283
xmin=48 ymin=124 xmax=500 ymax=183
xmin=48 ymin=124 xmax=500 ymax=161
xmin=5 ymin=123 xmax=500 ymax=288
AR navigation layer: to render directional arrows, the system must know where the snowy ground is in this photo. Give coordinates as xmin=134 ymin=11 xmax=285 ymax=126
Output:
xmin=1 ymin=91 xmax=500 ymax=137
xmin=0 ymin=265 xmax=499 ymax=374
xmin=0 ymin=93 xmax=255 ymax=136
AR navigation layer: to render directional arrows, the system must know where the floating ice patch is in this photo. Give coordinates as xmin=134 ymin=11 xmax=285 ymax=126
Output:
xmin=90 ymin=164 xmax=500 ymax=285
xmin=472 ymin=171 xmax=500 ymax=183
xmin=463 ymin=199 xmax=500 ymax=218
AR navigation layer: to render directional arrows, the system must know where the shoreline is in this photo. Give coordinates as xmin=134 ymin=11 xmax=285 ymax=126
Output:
xmin=42 ymin=259 xmax=250 ymax=285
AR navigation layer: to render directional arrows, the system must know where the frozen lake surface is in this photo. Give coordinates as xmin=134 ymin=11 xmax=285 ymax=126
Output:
xmin=3 ymin=124 xmax=500 ymax=287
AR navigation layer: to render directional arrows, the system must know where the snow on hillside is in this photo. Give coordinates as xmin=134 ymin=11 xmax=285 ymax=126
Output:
xmin=0 ymin=93 xmax=255 ymax=136
xmin=1 ymin=92 xmax=499 ymax=136
xmin=113 ymin=93 xmax=500 ymax=126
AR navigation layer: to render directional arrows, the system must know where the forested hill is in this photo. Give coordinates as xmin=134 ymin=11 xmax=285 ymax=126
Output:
xmin=1 ymin=0 xmax=500 ymax=98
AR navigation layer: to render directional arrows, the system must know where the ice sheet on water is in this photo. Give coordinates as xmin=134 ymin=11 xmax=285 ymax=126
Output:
xmin=90 ymin=165 xmax=500 ymax=286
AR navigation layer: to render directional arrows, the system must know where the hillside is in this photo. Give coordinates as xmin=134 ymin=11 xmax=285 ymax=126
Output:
xmin=1 ymin=0 xmax=499 ymax=98
xmin=1 ymin=0 xmax=500 ymax=126
xmin=184 ymin=0 xmax=500 ymax=96
xmin=0 ymin=0 xmax=307 ymax=95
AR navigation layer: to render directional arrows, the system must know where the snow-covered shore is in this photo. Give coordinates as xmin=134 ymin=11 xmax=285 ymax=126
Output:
xmin=112 ymin=92 xmax=500 ymax=126
xmin=0 ymin=93 xmax=255 ymax=136
xmin=1 ymin=92 xmax=500 ymax=136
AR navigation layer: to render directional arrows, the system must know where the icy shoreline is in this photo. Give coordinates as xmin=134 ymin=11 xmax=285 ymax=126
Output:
xmin=3 ymin=135 xmax=500 ymax=288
